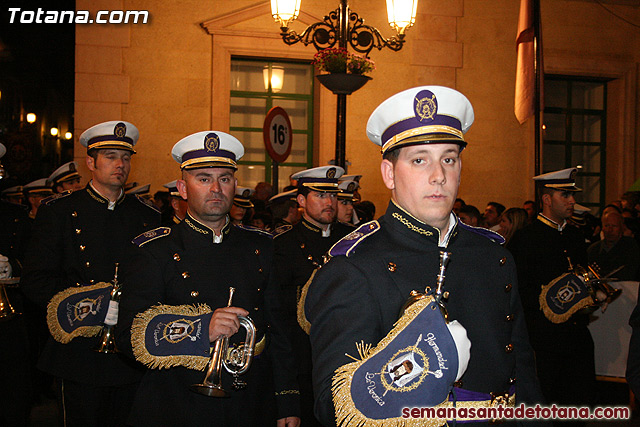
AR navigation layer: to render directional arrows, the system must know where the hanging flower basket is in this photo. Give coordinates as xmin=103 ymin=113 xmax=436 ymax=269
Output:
xmin=313 ymin=47 xmax=374 ymax=95
xmin=316 ymin=73 xmax=372 ymax=95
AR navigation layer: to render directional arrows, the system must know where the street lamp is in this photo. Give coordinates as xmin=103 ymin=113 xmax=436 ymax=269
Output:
xmin=26 ymin=113 xmax=37 ymax=124
xmin=271 ymin=0 xmax=418 ymax=168
xmin=263 ymin=65 xmax=285 ymax=93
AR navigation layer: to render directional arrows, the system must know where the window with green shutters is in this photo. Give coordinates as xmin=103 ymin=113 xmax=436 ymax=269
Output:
xmin=230 ymin=58 xmax=314 ymax=192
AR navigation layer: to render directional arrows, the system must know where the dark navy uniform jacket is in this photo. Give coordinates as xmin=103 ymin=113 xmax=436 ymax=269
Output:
xmin=20 ymin=184 xmax=160 ymax=385
xmin=305 ymin=202 xmax=544 ymax=426
xmin=116 ymin=214 xmax=300 ymax=426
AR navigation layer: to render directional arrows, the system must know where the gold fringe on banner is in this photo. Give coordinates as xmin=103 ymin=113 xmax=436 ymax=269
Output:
xmin=131 ymin=303 xmax=212 ymax=371
xmin=46 ymin=282 xmax=113 ymax=344
xmin=331 ymin=296 xmax=450 ymax=427
xmin=297 ymin=269 xmax=318 ymax=334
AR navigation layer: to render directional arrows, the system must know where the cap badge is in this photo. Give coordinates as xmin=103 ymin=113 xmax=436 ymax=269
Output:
xmin=204 ymin=133 xmax=220 ymax=152
xmin=414 ymin=90 xmax=438 ymax=122
xmin=347 ymin=182 xmax=356 ymax=192
xmin=326 ymin=167 xmax=336 ymax=179
xmin=242 ymin=189 xmax=250 ymax=197
xmin=69 ymin=163 xmax=76 ymax=172
xmin=114 ymin=122 xmax=127 ymax=138
xmin=570 ymin=169 xmax=577 ymax=181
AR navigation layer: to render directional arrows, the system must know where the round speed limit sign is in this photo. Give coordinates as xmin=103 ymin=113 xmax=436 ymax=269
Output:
xmin=263 ymin=107 xmax=292 ymax=164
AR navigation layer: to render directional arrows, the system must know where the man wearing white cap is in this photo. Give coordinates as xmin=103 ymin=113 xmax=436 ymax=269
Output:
xmin=272 ymin=165 xmax=355 ymax=426
xmin=305 ymin=86 xmax=545 ymax=426
xmin=162 ymin=180 xmax=188 ymax=226
xmin=48 ymin=161 xmax=83 ymax=193
xmin=336 ymin=177 xmax=360 ymax=225
xmin=116 ymin=131 xmax=300 ymax=426
xmin=229 ymin=186 xmax=254 ymax=225
xmin=510 ymin=168 xmax=597 ymax=409
xmin=20 ymin=121 xmax=160 ymax=426
xmin=22 ymin=178 xmax=53 ymax=220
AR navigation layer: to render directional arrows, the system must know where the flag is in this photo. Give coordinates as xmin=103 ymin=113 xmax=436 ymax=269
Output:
xmin=514 ymin=0 xmax=542 ymax=124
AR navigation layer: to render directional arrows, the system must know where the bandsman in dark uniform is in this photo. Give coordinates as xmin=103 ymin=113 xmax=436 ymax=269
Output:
xmin=162 ymin=179 xmax=188 ymax=226
xmin=270 ymin=189 xmax=299 ymax=230
xmin=116 ymin=131 xmax=301 ymax=427
xmin=48 ymin=161 xmax=83 ymax=193
xmin=273 ymin=165 xmax=354 ymax=426
xmin=305 ymin=86 xmax=545 ymax=426
xmin=20 ymin=121 xmax=160 ymax=426
xmin=509 ymin=168 xmax=596 ymax=412
xmin=336 ymin=176 xmax=360 ymax=225
xmin=23 ymin=178 xmax=54 ymax=220
xmin=230 ymin=185 xmax=254 ymax=226
xmin=0 ymin=142 xmax=32 ymax=426
xmin=2 ymin=185 xmax=25 ymax=205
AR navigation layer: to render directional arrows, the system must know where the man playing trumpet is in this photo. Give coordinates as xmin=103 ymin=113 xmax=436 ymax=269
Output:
xmin=117 ymin=131 xmax=300 ymax=426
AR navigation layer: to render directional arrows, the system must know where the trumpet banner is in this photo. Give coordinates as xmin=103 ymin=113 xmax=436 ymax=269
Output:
xmin=131 ymin=304 xmax=214 ymax=370
xmin=539 ymin=273 xmax=593 ymax=324
xmin=332 ymin=296 xmax=460 ymax=427
xmin=47 ymin=282 xmax=113 ymax=344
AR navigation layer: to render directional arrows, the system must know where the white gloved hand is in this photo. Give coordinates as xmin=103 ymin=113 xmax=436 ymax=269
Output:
xmin=0 ymin=255 xmax=12 ymax=279
xmin=447 ymin=319 xmax=471 ymax=381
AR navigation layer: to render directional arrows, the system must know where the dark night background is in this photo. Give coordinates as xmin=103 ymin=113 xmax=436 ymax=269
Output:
xmin=0 ymin=1 xmax=75 ymax=190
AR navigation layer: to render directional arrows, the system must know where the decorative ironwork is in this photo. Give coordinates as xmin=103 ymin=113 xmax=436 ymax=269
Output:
xmin=279 ymin=5 xmax=405 ymax=57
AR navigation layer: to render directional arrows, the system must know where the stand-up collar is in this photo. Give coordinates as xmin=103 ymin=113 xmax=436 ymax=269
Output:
xmin=183 ymin=212 xmax=231 ymax=244
xmin=537 ymin=213 xmax=566 ymax=231
xmin=301 ymin=216 xmax=333 ymax=237
xmin=386 ymin=200 xmax=457 ymax=247
xmin=86 ymin=181 xmax=124 ymax=210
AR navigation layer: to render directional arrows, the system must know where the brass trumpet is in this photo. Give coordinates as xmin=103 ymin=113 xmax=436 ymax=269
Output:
xmin=0 ymin=277 xmax=21 ymax=322
xmin=567 ymin=258 xmax=622 ymax=309
xmin=400 ymin=251 xmax=451 ymax=319
xmin=94 ymin=263 xmax=121 ymax=353
xmin=191 ymin=287 xmax=256 ymax=397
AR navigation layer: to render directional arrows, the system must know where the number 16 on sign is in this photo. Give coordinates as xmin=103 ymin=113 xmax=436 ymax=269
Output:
xmin=263 ymin=107 xmax=293 ymax=191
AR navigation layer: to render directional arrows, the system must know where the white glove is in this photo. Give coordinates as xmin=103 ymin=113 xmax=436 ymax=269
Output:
xmin=447 ymin=319 xmax=471 ymax=381
xmin=0 ymin=255 xmax=12 ymax=279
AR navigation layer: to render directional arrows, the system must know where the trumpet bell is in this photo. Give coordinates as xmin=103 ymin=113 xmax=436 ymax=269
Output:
xmin=0 ymin=280 xmax=21 ymax=322
xmin=94 ymin=325 xmax=118 ymax=353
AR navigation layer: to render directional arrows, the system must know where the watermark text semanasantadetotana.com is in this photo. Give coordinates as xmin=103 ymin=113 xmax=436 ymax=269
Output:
xmin=401 ymin=404 xmax=630 ymax=421
xmin=7 ymin=8 xmax=149 ymax=24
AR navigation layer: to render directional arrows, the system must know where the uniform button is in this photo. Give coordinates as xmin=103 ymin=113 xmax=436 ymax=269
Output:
xmin=89 ymin=279 xmax=95 ymax=284
xmin=190 ymin=291 xmax=199 ymax=298
xmin=72 ymin=211 xmax=78 ymax=217
xmin=143 ymin=223 xmax=148 ymax=227
xmin=388 ymin=262 xmax=396 ymax=272
xmin=307 ymin=255 xmax=314 ymax=261
xmin=14 ymin=218 xmax=19 ymax=222
xmin=499 ymin=257 xmax=507 ymax=266
xmin=258 ymin=268 xmax=263 ymax=273
xmin=505 ymin=344 xmax=513 ymax=353
xmin=505 ymin=314 xmax=514 ymax=321
xmin=85 ymin=262 xmax=90 ymax=268
xmin=254 ymin=307 xmax=259 ymax=311
xmin=80 ymin=245 xmax=86 ymax=251
xmin=510 ymin=377 xmax=516 ymax=384
xmin=75 ymin=228 xmax=81 ymax=234
xmin=453 ymin=380 xmax=463 ymax=388
xmin=300 ymin=243 xmax=305 ymax=249
xmin=173 ymin=253 xmax=181 ymax=261
xmin=505 ymin=283 xmax=512 ymax=292
xmin=255 ymin=249 xmax=260 ymax=255
xmin=257 ymin=288 xmax=262 ymax=292
xmin=182 ymin=271 xmax=190 ymax=279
